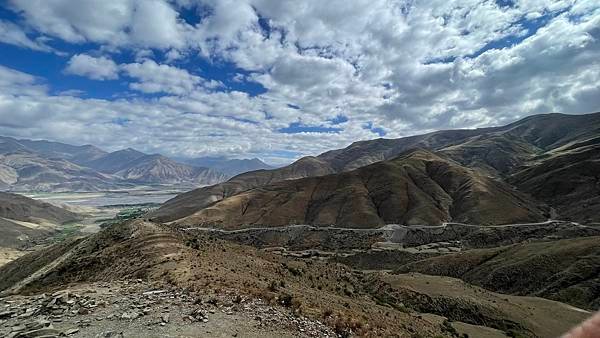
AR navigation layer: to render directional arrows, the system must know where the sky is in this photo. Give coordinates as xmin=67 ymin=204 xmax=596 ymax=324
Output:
xmin=0 ymin=0 xmax=599 ymax=165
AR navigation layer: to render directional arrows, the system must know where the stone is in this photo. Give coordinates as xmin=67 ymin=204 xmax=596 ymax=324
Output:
xmin=19 ymin=328 xmax=62 ymax=337
xmin=19 ymin=307 xmax=36 ymax=318
xmin=65 ymin=328 xmax=80 ymax=335
xmin=95 ymin=331 xmax=124 ymax=338
xmin=11 ymin=324 xmax=26 ymax=332
xmin=161 ymin=313 xmax=170 ymax=323
xmin=121 ymin=311 xmax=140 ymax=320
xmin=0 ymin=310 xmax=15 ymax=319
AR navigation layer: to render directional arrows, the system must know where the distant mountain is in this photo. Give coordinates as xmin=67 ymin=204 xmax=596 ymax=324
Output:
xmin=84 ymin=148 xmax=147 ymax=174
xmin=116 ymin=154 xmax=226 ymax=185
xmin=15 ymin=138 xmax=107 ymax=164
xmin=0 ymin=152 xmax=126 ymax=192
xmin=0 ymin=137 xmax=228 ymax=191
xmin=152 ymin=112 xmax=600 ymax=225
xmin=172 ymin=149 xmax=546 ymax=228
xmin=180 ymin=156 xmax=273 ymax=178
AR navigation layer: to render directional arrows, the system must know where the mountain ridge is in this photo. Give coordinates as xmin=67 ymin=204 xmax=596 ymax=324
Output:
xmin=152 ymin=112 xmax=600 ymax=225
xmin=0 ymin=137 xmax=264 ymax=191
xmin=172 ymin=148 xmax=547 ymax=228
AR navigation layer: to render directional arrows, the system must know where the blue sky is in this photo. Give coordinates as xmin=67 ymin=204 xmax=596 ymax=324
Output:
xmin=0 ymin=0 xmax=598 ymax=165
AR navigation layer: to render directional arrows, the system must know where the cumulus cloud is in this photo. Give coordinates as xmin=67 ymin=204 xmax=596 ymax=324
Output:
xmin=1 ymin=0 xmax=600 ymax=164
xmin=8 ymin=0 xmax=190 ymax=49
xmin=64 ymin=54 xmax=119 ymax=80
xmin=0 ymin=19 xmax=55 ymax=52
xmin=121 ymin=60 xmax=215 ymax=95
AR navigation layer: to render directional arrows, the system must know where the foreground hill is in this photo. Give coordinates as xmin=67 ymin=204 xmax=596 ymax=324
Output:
xmin=153 ymin=112 xmax=600 ymax=224
xmin=0 ymin=219 xmax=589 ymax=337
xmin=0 ymin=192 xmax=81 ymax=248
xmin=172 ymin=149 xmax=546 ymax=228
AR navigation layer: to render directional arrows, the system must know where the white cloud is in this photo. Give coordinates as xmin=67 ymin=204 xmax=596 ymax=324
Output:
xmin=64 ymin=54 xmax=119 ymax=80
xmin=0 ymin=65 xmax=47 ymax=96
xmin=121 ymin=60 xmax=216 ymax=95
xmin=129 ymin=0 xmax=186 ymax=49
xmin=8 ymin=0 xmax=190 ymax=49
xmin=0 ymin=20 xmax=55 ymax=52
xmin=1 ymin=0 xmax=600 ymax=163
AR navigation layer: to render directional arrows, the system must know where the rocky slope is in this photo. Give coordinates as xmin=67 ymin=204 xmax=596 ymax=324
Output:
xmin=171 ymin=149 xmax=546 ymax=228
xmin=0 ymin=219 xmax=590 ymax=337
xmin=0 ymin=220 xmax=447 ymax=337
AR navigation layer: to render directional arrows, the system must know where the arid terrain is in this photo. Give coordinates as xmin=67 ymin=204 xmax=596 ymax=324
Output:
xmin=1 ymin=113 xmax=600 ymax=338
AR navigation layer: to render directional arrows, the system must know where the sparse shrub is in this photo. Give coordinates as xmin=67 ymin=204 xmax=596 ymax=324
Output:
xmin=287 ymin=266 xmax=302 ymax=276
xmin=268 ymin=280 xmax=279 ymax=292
xmin=441 ymin=320 xmax=459 ymax=337
xmin=279 ymin=293 xmax=293 ymax=307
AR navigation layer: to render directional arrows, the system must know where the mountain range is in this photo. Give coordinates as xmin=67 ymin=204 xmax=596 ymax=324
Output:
xmin=0 ymin=137 xmax=270 ymax=192
xmin=151 ymin=112 xmax=600 ymax=226
xmin=179 ymin=156 xmax=274 ymax=178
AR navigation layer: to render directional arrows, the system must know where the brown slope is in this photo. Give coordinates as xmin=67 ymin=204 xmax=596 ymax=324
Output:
xmin=395 ymin=236 xmax=600 ymax=310
xmin=0 ymin=220 xmax=445 ymax=337
xmin=319 ymin=112 xmax=600 ymax=174
xmin=0 ymin=192 xmax=80 ymax=224
xmin=173 ymin=149 xmax=546 ymax=228
xmin=0 ymin=218 xmax=55 ymax=248
xmin=0 ymin=219 xmax=587 ymax=338
xmin=509 ymin=139 xmax=600 ymax=223
xmin=150 ymin=156 xmax=334 ymax=222
xmin=0 ymin=192 xmax=81 ymax=248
